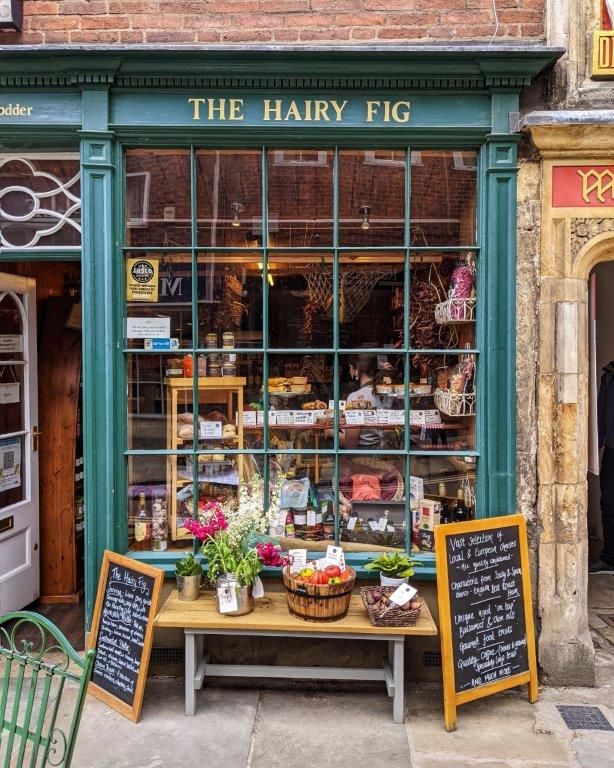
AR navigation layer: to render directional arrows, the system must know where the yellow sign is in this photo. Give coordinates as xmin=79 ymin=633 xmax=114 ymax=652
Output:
xmin=126 ymin=258 xmax=159 ymax=303
xmin=592 ymin=31 xmax=614 ymax=77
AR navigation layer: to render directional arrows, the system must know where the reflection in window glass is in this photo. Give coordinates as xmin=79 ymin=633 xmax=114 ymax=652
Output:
xmin=125 ymin=150 xmax=191 ymax=246
xmin=196 ymin=150 xmax=262 ymax=247
xmin=339 ymin=150 xmax=405 ymax=246
xmin=410 ymin=150 xmax=477 ymax=246
xmin=267 ymin=150 xmax=333 ymax=247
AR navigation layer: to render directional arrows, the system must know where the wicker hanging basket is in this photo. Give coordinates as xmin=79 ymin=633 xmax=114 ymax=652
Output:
xmin=282 ymin=567 xmax=356 ymax=622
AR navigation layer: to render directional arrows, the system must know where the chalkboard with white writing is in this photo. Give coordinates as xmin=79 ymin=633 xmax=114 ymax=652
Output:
xmin=88 ymin=552 xmax=164 ymax=722
xmin=445 ymin=524 xmax=528 ymax=693
xmin=435 ymin=515 xmax=538 ymax=731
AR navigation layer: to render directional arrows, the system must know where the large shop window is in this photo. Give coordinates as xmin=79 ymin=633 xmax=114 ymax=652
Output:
xmin=123 ymin=148 xmax=479 ymax=559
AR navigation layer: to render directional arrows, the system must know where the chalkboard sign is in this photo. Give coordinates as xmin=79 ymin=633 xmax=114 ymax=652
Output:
xmin=88 ymin=551 xmax=164 ymax=722
xmin=435 ymin=515 xmax=538 ymax=732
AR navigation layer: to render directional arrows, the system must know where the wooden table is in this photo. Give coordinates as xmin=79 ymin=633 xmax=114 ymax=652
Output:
xmin=155 ymin=590 xmax=438 ymax=723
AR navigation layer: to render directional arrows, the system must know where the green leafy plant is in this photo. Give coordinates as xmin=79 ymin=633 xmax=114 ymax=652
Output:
xmin=364 ymin=552 xmax=421 ymax=578
xmin=175 ymin=551 xmax=203 ymax=577
xmin=202 ymin=531 xmax=261 ymax=587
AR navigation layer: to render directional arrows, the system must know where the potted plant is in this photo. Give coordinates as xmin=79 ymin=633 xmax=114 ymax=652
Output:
xmin=183 ymin=499 xmax=264 ymax=616
xmin=175 ymin=551 xmax=203 ymax=602
xmin=364 ymin=552 xmax=421 ymax=587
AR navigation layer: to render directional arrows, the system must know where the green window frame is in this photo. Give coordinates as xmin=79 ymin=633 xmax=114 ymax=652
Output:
xmin=118 ymin=141 xmax=497 ymax=579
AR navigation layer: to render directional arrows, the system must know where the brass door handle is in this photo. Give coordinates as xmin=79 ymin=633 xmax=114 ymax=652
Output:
xmin=32 ymin=426 xmax=41 ymax=452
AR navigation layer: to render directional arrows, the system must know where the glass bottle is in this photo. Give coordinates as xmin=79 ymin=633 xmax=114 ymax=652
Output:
xmin=134 ymin=492 xmax=152 ymax=551
xmin=451 ymin=487 xmax=470 ymax=523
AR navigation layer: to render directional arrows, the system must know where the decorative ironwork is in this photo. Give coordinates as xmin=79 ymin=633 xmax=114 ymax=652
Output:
xmin=0 ymin=611 xmax=95 ymax=767
xmin=0 ymin=155 xmax=81 ymax=250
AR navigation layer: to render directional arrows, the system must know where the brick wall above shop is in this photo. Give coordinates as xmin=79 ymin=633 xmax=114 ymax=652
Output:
xmin=9 ymin=0 xmax=546 ymax=45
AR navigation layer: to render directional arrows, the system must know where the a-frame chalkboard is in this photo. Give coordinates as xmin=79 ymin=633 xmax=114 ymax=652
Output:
xmin=87 ymin=551 xmax=164 ymax=722
xmin=435 ymin=514 xmax=538 ymax=731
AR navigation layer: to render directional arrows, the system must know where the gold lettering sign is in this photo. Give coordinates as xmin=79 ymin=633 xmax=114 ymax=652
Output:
xmin=0 ymin=104 xmax=33 ymax=117
xmin=189 ymin=97 xmax=411 ymax=125
xmin=577 ymin=168 xmax=614 ymax=203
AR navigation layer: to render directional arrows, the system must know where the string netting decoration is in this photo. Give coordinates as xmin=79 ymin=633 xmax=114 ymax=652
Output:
xmin=304 ymin=265 xmax=394 ymax=325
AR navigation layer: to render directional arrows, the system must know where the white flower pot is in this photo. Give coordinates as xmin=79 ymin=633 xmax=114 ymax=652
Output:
xmin=380 ymin=574 xmax=409 ymax=587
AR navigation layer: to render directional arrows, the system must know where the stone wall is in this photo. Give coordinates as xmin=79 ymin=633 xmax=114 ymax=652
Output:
xmin=8 ymin=0 xmax=546 ymax=45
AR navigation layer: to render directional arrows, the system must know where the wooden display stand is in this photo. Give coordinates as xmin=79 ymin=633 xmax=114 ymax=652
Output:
xmin=166 ymin=376 xmax=246 ymax=540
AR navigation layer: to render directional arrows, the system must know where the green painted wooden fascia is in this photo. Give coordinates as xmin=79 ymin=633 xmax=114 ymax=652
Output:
xmin=0 ymin=45 xmax=564 ymax=91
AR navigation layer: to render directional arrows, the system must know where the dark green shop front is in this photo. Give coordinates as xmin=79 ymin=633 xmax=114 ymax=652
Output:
xmin=0 ymin=46 xmax=559 ymax=626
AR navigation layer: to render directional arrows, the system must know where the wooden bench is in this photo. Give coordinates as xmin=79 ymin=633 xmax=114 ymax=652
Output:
xmin=155 ymin=590 xmax=438 ymax=723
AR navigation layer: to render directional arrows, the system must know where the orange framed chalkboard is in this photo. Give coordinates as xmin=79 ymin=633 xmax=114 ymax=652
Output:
xmin=87 ymin=551 xmax=164 ymax=722
xmin=435 ymin=514 xmax=538 ymax=731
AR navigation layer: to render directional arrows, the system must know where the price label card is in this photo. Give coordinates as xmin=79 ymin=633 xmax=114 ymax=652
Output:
xmin=288 ymin=549 xmax=307 ymax=573
xmin=368 ymin=520 xmax=379 ymax=531
xmin=242 ymin=411 xmax=257 ymax=426
xmin=326 ymin=545 xmax=345 ymax=571
xmin=217 ymin=584 xmax=238 ymax=614
xmin=347 ymin=517 xmax=357 ymax=531
xmin=315 ymin=557 xmax=333 ymax=571
xmin=363 ymin=410 xmax=378 ymax=426
xmin=306 ymin=509 xmax=316 ymax=526
xmin=252 ymin=576 xmax=265 ymax=598
xmin=268 ymin=410 xmax=277 ymax=426
xmin=257 ymin=411 xmax=265 ymax=426
xmin=377 ymin=517 xmax=388 ymax=532
xmin=294 ymin=411 xmax=315 ymax=426
xmin=425 ymin=409 xmax=442 ymax=425
xmin=388 ymin=583 xmax=418 ymax=607
xmin=313 ymin=410 xmax=327 ymax=420
xmin=378 ymin=409 xmax=391 ymax=425
xmin=200 ymin=421 xmax=223 ymax=439
xmin=345 ymin=410 xmax=365 ymax=426
xmin=391 ymin=410 xmax=405 ymax=425
xmin=276 ymin=411 xmax=294 ymax=426
xmin=410 ymin=410 xmax=426 ymax=426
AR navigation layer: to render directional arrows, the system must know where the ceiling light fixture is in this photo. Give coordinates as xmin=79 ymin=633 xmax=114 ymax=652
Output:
xmin=231 ymin=202 xmax=244 ymax=228
xmin=359 ymin=205 xmax=372 ymax=231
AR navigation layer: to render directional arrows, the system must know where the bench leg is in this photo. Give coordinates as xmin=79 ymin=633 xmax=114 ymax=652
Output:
xmin=185 ymin=631 xmax=197 ymax=716
xmin=392 ymin=639 xmax=404 ymax=724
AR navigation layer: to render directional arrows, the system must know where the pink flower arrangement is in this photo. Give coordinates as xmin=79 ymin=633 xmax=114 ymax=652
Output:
xmin=256 ymin=542 xmax=289 ymax=568
xmin=183 ymin=501 xmax=228 ymax=542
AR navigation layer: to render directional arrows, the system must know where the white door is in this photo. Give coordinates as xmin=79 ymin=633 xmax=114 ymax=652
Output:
xmin=0 ymin=273 xmax=39 ymax=614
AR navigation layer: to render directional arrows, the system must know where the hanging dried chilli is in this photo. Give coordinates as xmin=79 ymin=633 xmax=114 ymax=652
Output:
xmin=216 ymin=270 xmax=247 ymax=331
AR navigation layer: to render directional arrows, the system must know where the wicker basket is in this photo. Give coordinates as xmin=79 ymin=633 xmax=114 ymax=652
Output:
xmin=360 ymin=586 xmax=423 ymax=627
xmin=339 ymin=457 xmax=405 ymax=507
xmin=283 ymin=567 xmax=356 ymax=622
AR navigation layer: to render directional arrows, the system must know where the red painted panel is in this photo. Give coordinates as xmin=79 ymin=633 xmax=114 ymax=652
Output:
xmin=604 ymin=0 xmax=612 ymax=31
xmin=552 ymin=165 xmax=614 ymax=207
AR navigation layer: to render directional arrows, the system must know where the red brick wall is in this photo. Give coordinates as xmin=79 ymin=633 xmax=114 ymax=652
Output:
xmin=8 ymin=0 xmax=545 ymax=45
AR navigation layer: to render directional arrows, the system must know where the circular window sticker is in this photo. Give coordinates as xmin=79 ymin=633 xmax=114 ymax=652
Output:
xmin=131 ymin=261 xmax=155 ymax=284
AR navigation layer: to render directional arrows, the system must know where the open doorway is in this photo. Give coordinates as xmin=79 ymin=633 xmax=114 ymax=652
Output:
xmin=0 ymin=261 xmax=84 ymax=649
xmin=588 ymin=261 xmax=614 ymax=653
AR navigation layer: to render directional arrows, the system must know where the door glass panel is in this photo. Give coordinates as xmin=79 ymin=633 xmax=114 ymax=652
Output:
xmin=0 ymin=427 xmax=25 ymax=508
xmin=0 ymin=293 xmax=24 ymax=362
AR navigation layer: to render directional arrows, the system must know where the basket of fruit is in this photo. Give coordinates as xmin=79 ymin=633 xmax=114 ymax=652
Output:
xmin=360 ymin=586 xmax=423 ymax=627
xmin=282 ymin=565 xmax=356 ymax=622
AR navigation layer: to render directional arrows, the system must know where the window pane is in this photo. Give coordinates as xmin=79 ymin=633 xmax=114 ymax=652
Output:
xmin=124 ymin=252 xmax=193 ymax=350
xmin=196 ymin=353 xmax=262 ymax=449
xmin=339 ymin=454 xmax=406 ymax=551
xmin=269 ymin=254 xmax=333 ymax=348
xmin=0 ymin=155 xmax=80 ymax=249
xmin=268 ymin=353 xmax=334 ymax=450
xmin=339 ymin=150 xmax=405 ymax=246
xmin=269 ymin=454 xmax=335 ymax=547
xmin=339 ymin=352 xmax=405 ymax=451
xmin=127 ymin=455 xmax=173 ymax=552
xmin=196 ymin=150 xmax=262 ymax=247
xmin=338 ymin=253 xmax=404 ymax=348
xmin=410 ymin=251 xmax=477 ymax=350
xmin=267 ymin=150 xmax=333 ymax=247
xmin=409 ymin=352 xmax=476 ymax=451
xmin=410 ymin=456 xmax=477 ymax=552
xmin=196 ymin=253 xmax=262 ymax=349
xmin=410 ymin=150 xmax=477 ymax=247
xmin=125 ymin=149 xmax=191 ymax=246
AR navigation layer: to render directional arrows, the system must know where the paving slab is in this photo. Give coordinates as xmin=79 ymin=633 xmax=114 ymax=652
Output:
xmin=573 ymin=732 xmax=614 ymax=768
xmin=71 ymin=679 xmax=259 ymax=768
xmin=248 ymin=689 xmax=411 ymax=768
xmin=407 ymin=688 xmax=570 ymax=765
